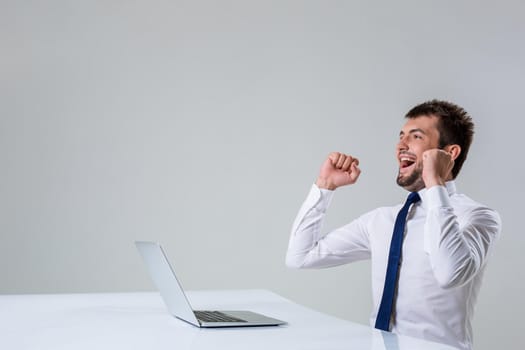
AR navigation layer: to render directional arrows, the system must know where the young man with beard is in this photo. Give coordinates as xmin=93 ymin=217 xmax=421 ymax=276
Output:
xmin=286 ymin=100 xmax=501 ymax=350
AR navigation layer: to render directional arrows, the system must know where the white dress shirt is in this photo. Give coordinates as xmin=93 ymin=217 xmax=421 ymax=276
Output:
xmin=286 ymin=181 xmax=501 ymax=350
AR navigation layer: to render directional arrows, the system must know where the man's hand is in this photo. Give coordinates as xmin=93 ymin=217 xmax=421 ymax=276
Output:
xmin=422 ymin=149 xmax=454 ymax=188
xmin=316 ymin=152 xmax=361 ymax=190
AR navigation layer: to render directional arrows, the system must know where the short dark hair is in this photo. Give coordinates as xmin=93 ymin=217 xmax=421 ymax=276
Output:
xmin=405 ymin=99 xmax=474 ymax=179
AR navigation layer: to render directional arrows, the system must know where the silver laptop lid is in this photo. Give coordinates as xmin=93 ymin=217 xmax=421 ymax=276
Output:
xmin=135 ymin=241 xmax=199 ymax=326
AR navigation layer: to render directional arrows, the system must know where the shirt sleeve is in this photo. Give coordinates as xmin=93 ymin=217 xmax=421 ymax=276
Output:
xmin=285 ymin=184 xmax=372 ymax=269
xmin=423 ymin=185 xmax=502 ymax=289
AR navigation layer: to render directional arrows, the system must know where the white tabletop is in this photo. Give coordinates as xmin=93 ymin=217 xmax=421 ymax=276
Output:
xmin=0 ymin=289 xmax=456 ymax=350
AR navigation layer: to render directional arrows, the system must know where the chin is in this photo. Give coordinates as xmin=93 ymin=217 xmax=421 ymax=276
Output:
xmin=396 ymin=171 xmax=425 ymax=192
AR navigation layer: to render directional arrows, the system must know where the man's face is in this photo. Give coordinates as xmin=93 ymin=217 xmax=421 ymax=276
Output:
xmin=396 ymin=115 xmax=441 ymax=192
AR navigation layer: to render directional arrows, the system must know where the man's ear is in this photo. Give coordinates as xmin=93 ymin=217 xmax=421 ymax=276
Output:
xmin=444 ymin=144 xmax=461 ymax=161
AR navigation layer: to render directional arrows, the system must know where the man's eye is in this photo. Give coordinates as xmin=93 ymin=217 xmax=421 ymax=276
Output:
xmin=414 ymin=134 xmax=423 ymax=139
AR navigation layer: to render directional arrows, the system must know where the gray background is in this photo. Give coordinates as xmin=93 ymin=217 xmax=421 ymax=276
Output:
xmin=1 ymin=1 xmax=523 ymax=349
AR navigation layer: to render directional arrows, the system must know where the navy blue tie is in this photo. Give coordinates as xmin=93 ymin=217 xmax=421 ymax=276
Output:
xmin=375 ymin=192 xmax=421 ymax=331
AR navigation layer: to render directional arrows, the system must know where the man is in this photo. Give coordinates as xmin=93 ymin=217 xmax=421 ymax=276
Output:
xmin=286 ymin=100 xmax=501 ymax=350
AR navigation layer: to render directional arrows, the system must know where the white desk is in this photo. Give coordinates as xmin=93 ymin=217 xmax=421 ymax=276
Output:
xmin=1 ymin=289 xmax=456 ymax=350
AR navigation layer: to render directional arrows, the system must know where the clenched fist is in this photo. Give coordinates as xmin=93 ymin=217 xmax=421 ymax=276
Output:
xmin=316 ymin=152 xmax=361 ymax=190
xmin=422 ymin=149 xmax=455 ymax=188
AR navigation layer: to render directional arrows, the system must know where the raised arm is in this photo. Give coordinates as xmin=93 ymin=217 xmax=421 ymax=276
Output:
xmin=421 ymin=149 xmax=502 ymax=288
xmin=286 ymin=152 xmax=371 ymax=269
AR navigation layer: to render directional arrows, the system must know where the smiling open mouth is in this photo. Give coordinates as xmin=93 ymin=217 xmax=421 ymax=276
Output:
xmin=399 ymin=156 xmax=416 ymax=170
xmin=400 ymin=158 xmax=415 ymax=168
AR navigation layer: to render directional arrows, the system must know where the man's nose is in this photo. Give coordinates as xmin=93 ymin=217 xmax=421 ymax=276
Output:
xmin=397 ymin=137 xmax=408 ymax=152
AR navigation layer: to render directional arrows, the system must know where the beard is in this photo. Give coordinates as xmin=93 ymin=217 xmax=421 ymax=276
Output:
xmin=396 ymin=163 xmax=425 ymax=192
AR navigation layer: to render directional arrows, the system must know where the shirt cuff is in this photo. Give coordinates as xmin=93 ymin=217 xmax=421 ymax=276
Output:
xmin=424 ymin=185 xmax=452 ymax=209
xmin=309 ymin=184 xmax=335 ymax=213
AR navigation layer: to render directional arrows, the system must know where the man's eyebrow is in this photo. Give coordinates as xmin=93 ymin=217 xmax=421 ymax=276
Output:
xmin=399 ymin=128 xmax=427 ymax=136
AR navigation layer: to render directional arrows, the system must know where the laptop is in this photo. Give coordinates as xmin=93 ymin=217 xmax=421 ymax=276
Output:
xmin=135 ymin=241 xmax=286 ymax=328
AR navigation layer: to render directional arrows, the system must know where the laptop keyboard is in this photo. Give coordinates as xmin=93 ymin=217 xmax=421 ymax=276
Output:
xmin=194 ymin=310 xmax=247 ymax=323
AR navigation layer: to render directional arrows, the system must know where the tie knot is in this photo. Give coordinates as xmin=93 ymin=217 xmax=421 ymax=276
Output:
xmin=407 ymin=192 xmax=421 ymax=205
